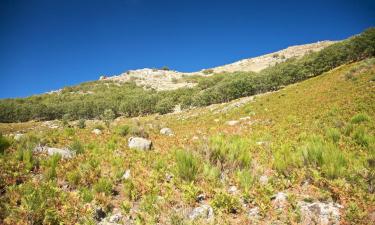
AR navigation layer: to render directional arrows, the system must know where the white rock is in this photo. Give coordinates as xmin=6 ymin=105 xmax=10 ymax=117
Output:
xmin=240 ymin=116 xmax=251 ymax=121
xmin=298 ymin=201 xmax=342 ymax=225
xmin=228 ymin=186 xmax=238 ymax=194
xmin=188 ymin=204 xmax=214 ymax=221
xmin=34 ymin=145 xmax=75 ymax=159
xmin=226 ymin=120 xmax=239 ymax=126
xmin=272 ymin=192 xmax=287 ymax=209
xmin=128 ymin=137 xmax=152 ymax=151
xmin=248 ymin=207 xmax=260 ymax=218
xmin=259 ymin=175 xmax=269 ymax=185
xmin=160 ymin=127 xmax=173 ymax=136
xmin=92 ymin=129 xmax=102 ymax=135
xmin=14 ymin=133 xmax=24 ymax=141
xmin=122 ymin=169 xmax=131 ymax=180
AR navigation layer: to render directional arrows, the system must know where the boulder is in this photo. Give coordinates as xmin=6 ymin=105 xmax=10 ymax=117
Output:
xmin=128 ymin=137 xmax=152 ymax=151
xmin=298 ymin=201 xmax=342 ymax=225
xmin=92 ymin=129 xmax=102 ymax=135
xmin=160 ymin=127 xmax=173 ymax=136
xmin=34 ymin=145 xmax=74 ymax=159
xmin=188 ymin=204 xmax=214 ymax=221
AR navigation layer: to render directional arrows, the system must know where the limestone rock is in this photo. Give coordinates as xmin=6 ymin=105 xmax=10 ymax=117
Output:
xmin=128 ymin=137 xmax=152 ymax=151
xmin=298 ymin=201 xmax=342 ymax=225
xmin=160 ymin=127 xmax=173 ymax=136
xmin=188 ymin=204 xmax=214 ymax=221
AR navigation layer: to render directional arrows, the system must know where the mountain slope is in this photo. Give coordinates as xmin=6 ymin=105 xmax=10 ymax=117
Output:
xmin=0 ymin=59 xmax=374 ymax=224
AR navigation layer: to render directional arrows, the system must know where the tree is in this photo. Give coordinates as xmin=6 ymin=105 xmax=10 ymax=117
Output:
xmin=101 ymin=109 xmax=115 ymax=128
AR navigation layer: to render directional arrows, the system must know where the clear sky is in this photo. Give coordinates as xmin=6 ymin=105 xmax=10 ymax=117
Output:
xmin=0 ymin=0 xmax=374 ymax=98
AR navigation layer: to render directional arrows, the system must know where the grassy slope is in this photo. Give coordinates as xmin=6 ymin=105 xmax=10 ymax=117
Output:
xmin=0 ymin=60 xmax=374 ymax=224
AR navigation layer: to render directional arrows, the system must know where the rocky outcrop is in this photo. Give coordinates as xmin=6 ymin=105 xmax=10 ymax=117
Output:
xmin=188 ymin=204 xmax=214 ymax=221
xmin=298 ymin=201 xmax=342 ymax=225
xmin=33 ymin=145 xmax=75 ymax=159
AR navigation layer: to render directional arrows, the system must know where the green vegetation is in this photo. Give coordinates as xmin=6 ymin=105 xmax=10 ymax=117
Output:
xmin=1 ymin=28 xmax=374 ymax=123
xmin=0 ymin=134 xmax=10 ymax=154
xmin=175 ymin=148 xmax=200 ymax=182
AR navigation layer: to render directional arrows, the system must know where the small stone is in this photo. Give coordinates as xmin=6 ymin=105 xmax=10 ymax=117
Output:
xmin=188 ymin=204 xmax=214 ymax=221
xmin=248 ymin=207 xmax=260 ymax=219
xmin=196 ymin=193 xmax=206 ymax=202
xmin=259 ymin=175 xmax=269 ymax=185
xmin=240 ymin=116 xmax=251 ymax=121
xmin=122 ymin=169 xmax=131 ymax=180
xmin=228 ymin=186 xmax=238 ymax=194
xmin=108 ymin=213 xmax=122 ymax=223
xmin=92 ymin=129 xmax=102 ymax=135
xmin=165 ymin=173 xmax=174 ymax=182
xmin=272 ymin=192 xmax=287 ymax=209
xmin=226 ymin=120 xmax=239 ymax=126
xmin=214 ymin=119 xmax=220 ymax=122
xmin=94 ymin=207 xmax=106 ymax=221
xmin=160 ymin=127 xmax=173 ymax=136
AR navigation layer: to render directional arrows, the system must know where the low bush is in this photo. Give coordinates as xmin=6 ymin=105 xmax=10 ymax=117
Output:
xmin=0 ymin=134 xmax=10 ymax=154
xmin=175 ymin=149 xmax=200 ymax=182
xmin=69 ymin=140 xmax=84 ymax=154
xmin=116 ymin=125 xmax=130 ymax=137
xmin=93 ymin=178 xmax=113 ymax=196
xmin=211 ymin=192 xmax=242 ymax=214
xmin=77 ymin=119 xmax=86 ymax=129
xmin=326 ymin=128 xmax=341 ymax=143
xmin=351 ymin=113 xmax=370 ymax=124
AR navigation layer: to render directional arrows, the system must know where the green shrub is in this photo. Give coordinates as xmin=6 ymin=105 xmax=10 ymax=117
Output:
xmin=79 ymin=187 xmax=94 ymax=203
xmin=101 ymin=109 xmax=115 ymax=128
xmin=202 ymin=69 xmax=214 ymax=74
xmin=351 ymin=113 xmax=370 ymax=124
xmin=155 ymin=97 xmax=175 ymax=114
xmin=211 ymin=192 xmax=242 ymax=213
xmin=209 ymin=135 xmax=252 ymax=169
xmin=302 ymin=137 xmax=347 ymax=179
xmin=77 ymin=119 xmax=86 ymax=129
xmin=273 ymin=144 xmax=301 ymax=175
xmin=175 ymin=149 xmax=200 ymax=182
xmin=353 ymin=127 xmax=372 ymax=147
xmin=203 ymin=163 xmax=221 ymax=182
xmin=0 ymin=134 xmax=10 ymax=154
xmin=236 ymin=169 xmax=254 ymax=192
xmin=116 ymin=125 xmax=130 ymax=137
xmin=69 ymin=139 xmax=84 ymax=154
xmin=44 ymin=154 xmax=61 ymax=181
xmin=66 ymin=170 xmax=81 ymax=187
xmin=326 ymin=128 xmax=341 ymax=143
xmin=93 ymin=178 xmax=113 ymax=196
xmin=123 ymin=180 xmax=139 ymax=201
xmin=130 ymin=126 xmax=149 ymax=138
xmin=161 ymin=66 xmax=170 ymax=71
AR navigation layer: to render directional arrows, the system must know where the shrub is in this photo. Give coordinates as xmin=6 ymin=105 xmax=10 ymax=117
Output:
xmin=351 ymin=113 xmax=370 ymax=124
xmin=66 ymin=170 xmax=81 ymax=187
xmin=175 ymin=149 xmax=200 ymax=182
xmin=209 ymin=135 xmax=252 ymax=169
xmin=202 ymin=69 xmax=214 ymax=74
xmin=77 ymin=119 xmax=86 ymax=129
xmin=302 ymin=137 xmax=347 ymax=179
xmin=123 ymin=180 xmax=139 ymax=201
xmin=326 ymin=128 xmax=341 ymax=143
xmin=155 ymin=98 xmax=175 ymax=114
xmin=130 ymin=126 xmax=149 ymax=138
xmin=101 ymin=109 xmax=115 ymax=128
xmin=69 ymin=140 xmax=84 ymax=154
xmin=161 ymin=66 xmax=170 ymax=71
xmin=44 ymin=154 xmax=61 ymax=181
xmin=203 ymin=163 xmax=221 ymax=182
xmin=273 ymin=144 xmax=301 ymax=175
xmin=116 ymin=125 xmax=130 ymax=137
xmin=93 ymin=178 xmax=113 ymax=196
xmin=0 ymin=134 xmax=10 ymax=154
xmin=353 ymin=127 xmax=372 ymax=147
xmin=211 ymin=192 xmax=242 ymax=213
xmin=236 ymin=169 xmax=254 ymax=192
xmin=80 ymin=187 xmax=94 ymax=203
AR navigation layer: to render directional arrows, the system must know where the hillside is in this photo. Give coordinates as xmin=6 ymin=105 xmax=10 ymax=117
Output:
xmin=0 ymin=58 xmax=374 ymax=224
xmin=100 ymin=41 xmax=335 ymax=91
xmin=0 ymin=28 xmax=374 ymax=123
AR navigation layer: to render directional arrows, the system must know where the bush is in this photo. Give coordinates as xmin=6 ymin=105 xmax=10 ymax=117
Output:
xmin=351 ymin=113 xmax=370 ymax=124
xmin=93 ymin=178 xmax=113 ymax=196
xmin=116 ymin=125 xmax=130 ymax=137
xmin=202 ymin=69 xmax=214 ymax=74
xmin=209 ymin=135 xmax=252 ymax=169
xmin=353 ymin=127 xmax=372 ymax=147
xmin=66 ymin=170 xmax=81 ymax=187
xmin=273 ymin=144 xmax=301 ymax=175
xmin=44 ymin=154 xmax=61 ymax=181
xmin=77 ymin=119 xmax=86 ymax=129
xmin=236 ymin=169 xmax=254 ymax=192
xmin=175 ymin=149 xmax=200 ymax=182
xmin=155 ymin=98 xmax=175 ymax=114
xmin=302 ymin=137 xmax=347 ymax=179
xmin=326 ymin=128 xmax=341 ymax=143
xmin=0 ymin=134 xmax=10 ymax=154
xmin=101 ymin=109 xmax=115 ymax=128
xmin=161 ymin=66 xmax=170 ymax=71
xmin=69 ymin=140 xmax=84 ymax=154
xmin=211 ymin=192 xmax=242 ymax=213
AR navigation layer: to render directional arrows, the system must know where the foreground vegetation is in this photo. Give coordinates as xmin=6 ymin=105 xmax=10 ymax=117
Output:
xmin=0 ymin=58 xmax=374 ymax=224
xmin=0 ymin=28 xmax=374 ymax=123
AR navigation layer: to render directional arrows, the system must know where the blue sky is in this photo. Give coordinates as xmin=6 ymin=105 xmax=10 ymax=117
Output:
xmin=0 ymin=0 xmax=374 ymax=98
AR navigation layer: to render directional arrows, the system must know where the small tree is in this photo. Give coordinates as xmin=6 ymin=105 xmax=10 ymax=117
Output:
xmin=77 ymin=119 xmax=86 ymax=129
xmin=101 ymin=109 xmax=115 ymax=128
xmin=161 ymin=66 xmax=170 ymax=71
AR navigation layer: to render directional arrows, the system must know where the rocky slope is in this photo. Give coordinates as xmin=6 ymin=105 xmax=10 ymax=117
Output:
xmin=100 ymin=41 xmax=335 ymax=91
